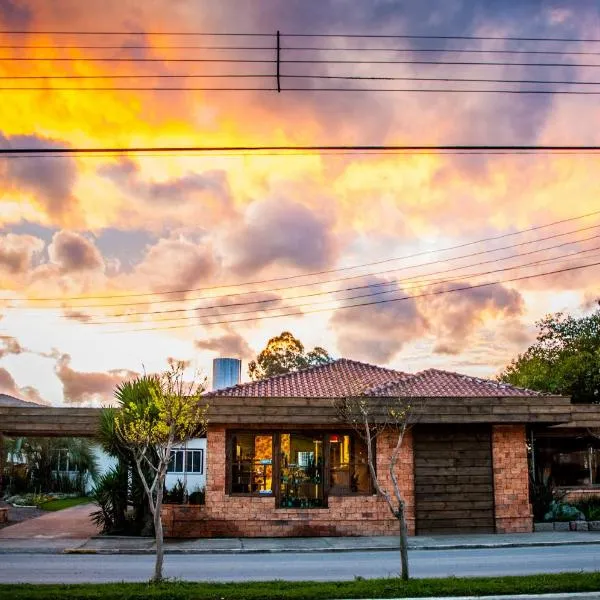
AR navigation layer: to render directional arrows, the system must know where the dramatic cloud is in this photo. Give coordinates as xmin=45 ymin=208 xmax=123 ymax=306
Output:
xmin=0 ymin=335 xmax=25 ymax=358
xmin=422 ymin=282 xmax=525 ymax=355
xmin=331 ymin=277 xmax=428 ymax=364
xmin=100 ymin=160 xmax=231 ymax=205
xmin=195 ymin=330 xmax=254 ymax=361
xmin=54 ymin=353 xmax=138 ymax=405
xmin=0 ymin=233 xmax=44 ymax=275
xmin=48 ymin=230 xmax=104 ymax=273
xmin=224 ymin=198 xmax=337 ymax=274
xmin=127 ymin=235 xmax=217 ymax=294
xmin=0 ymin=367 xmax=48 ymax=405
xmin=0 ymin=134 xmax=78 ymax=219
xmin=0 ymin=0 xmax=32 ymax=28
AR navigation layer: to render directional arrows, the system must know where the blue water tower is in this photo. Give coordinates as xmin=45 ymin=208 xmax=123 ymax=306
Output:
xmin=212 ymin=358 xmax=242 ymax=391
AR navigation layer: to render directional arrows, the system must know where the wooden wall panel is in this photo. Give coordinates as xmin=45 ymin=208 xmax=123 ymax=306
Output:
xmin=414 ymin=425 xmax=495 ymax=534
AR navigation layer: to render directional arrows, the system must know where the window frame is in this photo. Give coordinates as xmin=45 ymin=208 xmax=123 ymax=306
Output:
xmin=227 ymin=431 xmax=275 ymax=497
xmin=225 ymin=430 xmax=376 ymax=504
xmin=186 ymin=449 xmax=204 ymax=474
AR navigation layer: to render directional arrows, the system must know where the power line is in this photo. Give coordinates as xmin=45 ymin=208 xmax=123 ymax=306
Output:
xmin=6 ymin=219 xmax=600 ymax=310
xmin=1 ymin=75 xmax=599 ymax=88
xmin=3 ymin=45 xmax=600 ymax=57
xmin=2 ymin=31 xmax=600 ymax=43
xmin=3 ymin=57 xmax=600 ymax=68
xmin=2 ymin=145 xmax=600 ymax=157
xmin=86 ymin=242 xmax=600 ymax=324
xmin=3 ymin=87 xmax=600 ymax=94
xmin=105 ymin=260 xmax=600 ymax=333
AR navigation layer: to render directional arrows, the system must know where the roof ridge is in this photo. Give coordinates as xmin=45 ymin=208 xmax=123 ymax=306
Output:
xmin=362 ymin=373 xmax=416 ymax=396
xmin=204 ymin=357 xmax=408 ymax=397
xmin=419 ymin=368 xmax=543 ymax=396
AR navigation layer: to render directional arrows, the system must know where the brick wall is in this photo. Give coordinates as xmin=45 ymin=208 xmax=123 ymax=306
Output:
xmin=492 ymin=424 xmax=532 ymax=533
xmin=163 ymin=426 xmax=415 ymax=538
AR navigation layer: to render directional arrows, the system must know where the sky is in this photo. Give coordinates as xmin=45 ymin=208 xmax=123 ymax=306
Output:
xmin=0 ymin=0 xmax=599 ymax=406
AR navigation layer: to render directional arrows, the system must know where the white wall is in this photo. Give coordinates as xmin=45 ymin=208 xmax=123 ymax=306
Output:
xmin=165 ymin=438 xmax=207 ymax=494
xmin=88 ymin=438 xmax=207 ymax=495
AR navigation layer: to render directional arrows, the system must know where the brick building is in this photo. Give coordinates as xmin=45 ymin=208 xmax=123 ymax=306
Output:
xmin=162 ymin=359 xmax=574 ymax=538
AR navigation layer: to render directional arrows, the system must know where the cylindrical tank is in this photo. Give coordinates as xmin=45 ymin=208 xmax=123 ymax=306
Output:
xmin=212 ymin=358 xmax=241 ymax=391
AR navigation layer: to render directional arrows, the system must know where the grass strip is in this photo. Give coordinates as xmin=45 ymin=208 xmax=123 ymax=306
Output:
xmin=39 ymin=497 xmax=91 ymax=512
xmin=1 ymin=572 xmax=599 ymax=600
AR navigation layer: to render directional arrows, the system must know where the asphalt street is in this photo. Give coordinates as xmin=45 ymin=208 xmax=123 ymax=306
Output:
xmin=0 ymin=544 xmax=599 ymax=583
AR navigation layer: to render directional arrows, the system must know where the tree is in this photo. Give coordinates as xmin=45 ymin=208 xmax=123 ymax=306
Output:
xmin=113 ymin=362 xmax=208 ymax=582
xmin=335 ymin=395 xmax=414 ymax=581
xmin=248 ymin=331 xmax=332 ymax=380
xmin=499 ymin=307 xmax=600 ymax=403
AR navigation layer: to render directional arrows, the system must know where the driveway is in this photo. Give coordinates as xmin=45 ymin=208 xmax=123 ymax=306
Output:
xmin=0 ymin=503 xmax=99 ymax=539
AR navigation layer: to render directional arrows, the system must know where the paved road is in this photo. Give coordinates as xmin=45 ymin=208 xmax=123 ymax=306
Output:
xmin=0 ymin=545 xmax=599 ymax=583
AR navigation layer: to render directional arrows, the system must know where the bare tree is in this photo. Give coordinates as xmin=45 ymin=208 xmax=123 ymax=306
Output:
xmin=336 ymin=395 xmax=415 ymax=581
xmin=114 ymin=361 xmax=208 ymax=582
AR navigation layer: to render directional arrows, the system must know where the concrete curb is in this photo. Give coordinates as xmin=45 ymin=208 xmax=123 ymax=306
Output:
xmin=354 ymin=595 xmax=600 ymax=600
xmin=61 ymin=538 xmax=600 ymax=555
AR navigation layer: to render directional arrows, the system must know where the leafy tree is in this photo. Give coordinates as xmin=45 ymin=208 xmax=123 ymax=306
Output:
xmin=499 ymin=307 xmax=600 ymax=403
xmin=113 ymin=362 xmax=208 ymax=582
xmin=248 ymin=331 xmax=332 ymax=380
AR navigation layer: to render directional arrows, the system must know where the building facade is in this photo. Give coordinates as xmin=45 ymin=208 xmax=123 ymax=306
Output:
xmin=163 ymin=359 xmax=573 ymax=538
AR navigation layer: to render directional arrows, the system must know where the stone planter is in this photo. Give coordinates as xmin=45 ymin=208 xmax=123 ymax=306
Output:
xmin=534 ymin=520 xmax=594 ymax=531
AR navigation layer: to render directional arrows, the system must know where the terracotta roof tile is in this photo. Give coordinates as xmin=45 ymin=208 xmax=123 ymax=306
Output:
xmin=206 ymin=358 xmax=408 ymax=398
xmin=368 ymin=368 xmax=544 ymax=397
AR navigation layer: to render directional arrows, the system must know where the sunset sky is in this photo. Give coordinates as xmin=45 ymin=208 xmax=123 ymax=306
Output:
xmin=0 ymin=0 xmax=599 ymax=406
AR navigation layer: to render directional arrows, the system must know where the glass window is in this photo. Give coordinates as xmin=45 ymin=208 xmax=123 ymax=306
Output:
xmin=186 ymin=450 xmax=203 ymax=474
xmin=167 ymin=450 xmax=184 ymax=473
xmin=279 ymin=433 xmax=324 ymax=508
xmin=230 ymin=433 xmax=273 ymax=494
xmin=329 ymin=433 xmax=372 ymax=495
xmin=535 ymin=435 xmax=600 ymax=487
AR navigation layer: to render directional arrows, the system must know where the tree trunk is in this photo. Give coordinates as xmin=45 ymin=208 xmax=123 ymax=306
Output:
xmin=397 ymin=503 xmax=410 ymax=581
xmin=153 ymin=503 xmax=164 ymax=582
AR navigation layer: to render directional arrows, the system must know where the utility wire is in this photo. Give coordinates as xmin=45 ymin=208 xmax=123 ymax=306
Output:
xmin=2 ymin=31 xmax=600 ymax=42
xmin=1 ymin=75 xmax=599 ymax=87
xmin=5 ymin=219 xmax=599 ymax=309
xmin=106 ymin=260 xmax=600 ymax=333
xmin=87 ymin=243 xmax=600 ymax=324
xmin=3 ymin=45 xmax=600 ymax=56
xmin=5 ymin=87 xmax=600 ymax=94
xmin=3 ymin=145 xmax=600 ymax=156
xmin=3 ymin=87 xmax=600 ymax=94
xmin=3 ymin=57 xmax=600 ymax=68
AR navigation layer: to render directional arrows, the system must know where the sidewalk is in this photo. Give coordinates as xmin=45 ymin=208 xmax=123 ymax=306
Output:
xmin=1 ymin=531 xmax=598 ymax=555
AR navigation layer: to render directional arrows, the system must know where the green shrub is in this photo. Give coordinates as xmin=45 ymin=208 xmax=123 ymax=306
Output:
xmin=530 ymin=478 xmax=558 ymax=522
xmin=164 ymin=479 xmax=186 ymax=504
xmin=188 ymin=487 xmax=205 ymax=505
xmin=544 ymin=500 xmax=585 ymax=522
xmin=575 ymin=498 xmax=600 ymax=521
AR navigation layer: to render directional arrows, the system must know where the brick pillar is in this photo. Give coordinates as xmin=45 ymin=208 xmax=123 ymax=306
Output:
xmin=206 ymin=427 xmax=226 ymax=504
xmin=492 ymin=424 xmax=532 ymax=533
xmin=376 ymin=428 xmax=415 ymax=535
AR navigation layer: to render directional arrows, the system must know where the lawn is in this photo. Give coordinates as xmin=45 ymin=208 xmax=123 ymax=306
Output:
xmin=1 ymin=572 xmax=599 ymax=600
xmin=39 ymin=497 xmax=91 ymax=511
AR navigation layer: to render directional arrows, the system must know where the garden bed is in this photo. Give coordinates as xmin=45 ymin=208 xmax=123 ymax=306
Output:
xmin=534 ymin=520 xmax=600 ymax=531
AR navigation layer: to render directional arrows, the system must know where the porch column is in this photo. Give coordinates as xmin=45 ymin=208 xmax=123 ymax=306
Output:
xmin=492 ymin=425 xmax=532 ymax=533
